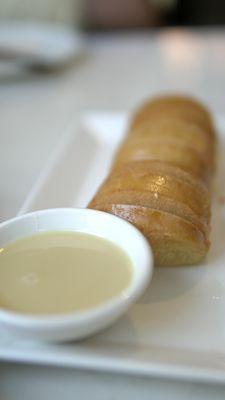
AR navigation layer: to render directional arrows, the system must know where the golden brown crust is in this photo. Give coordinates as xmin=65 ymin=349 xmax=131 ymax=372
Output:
xmin=130 ymin=95 xmax=214 ymax=135
xmin=114 ymin=140 xmax=209 ymax=182
xmin=89 ymin=190 xmax=209 ymax=237
xmin=111 ymin=160 xmax=209 ymax=193
xmin=127 ymin=119 xmax=215 ymax=168
xmin=88 ymin=95 xmax=215 ymax=266
xmin=96 ymin=171 xmax=210 ymax=220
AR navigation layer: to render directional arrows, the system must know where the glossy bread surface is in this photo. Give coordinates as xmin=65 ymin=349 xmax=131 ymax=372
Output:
xmin=89 ymin=95 xmax=215 ymax=266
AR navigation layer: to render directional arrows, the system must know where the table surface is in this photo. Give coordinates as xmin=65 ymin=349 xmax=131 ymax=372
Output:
xmin=1 ymin=28 xmax=225 ymax=399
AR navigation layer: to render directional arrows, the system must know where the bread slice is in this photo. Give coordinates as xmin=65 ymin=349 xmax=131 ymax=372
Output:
xmin=130 ymin=95 xmax=214 ymax=136
xmin=101 ymin=166 xmax=210 ymax=220
xmin=115 ymin=140 xmax=209 ymax=182
xmin=111 ymin=160 xmax=209 ymax=195
xmin=114 ymin=140 xmax=209 ymax=182
xmin=127 ymin=118 xmax=215 ymax=168
xmin=90 ymin=193 xmax=208 ymax=239
xmin=91 ymin=204 xmax=209 ymax=266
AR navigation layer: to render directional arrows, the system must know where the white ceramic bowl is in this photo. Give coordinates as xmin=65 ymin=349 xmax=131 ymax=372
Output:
xmin=0 ymin=208 xmax=153 ymax=342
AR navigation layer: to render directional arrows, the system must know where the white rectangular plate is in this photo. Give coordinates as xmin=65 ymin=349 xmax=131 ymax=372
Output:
xmin=1 ymin=113 xmax=225 ymax=384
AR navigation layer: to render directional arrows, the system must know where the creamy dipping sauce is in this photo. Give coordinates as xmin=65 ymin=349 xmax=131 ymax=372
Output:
xmin=0 ymin=232 xmax=132 ymax=315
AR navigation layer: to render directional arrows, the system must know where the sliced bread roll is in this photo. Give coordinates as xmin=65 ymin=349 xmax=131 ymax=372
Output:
xmin=88 ymin=95 xmax=215 ymax=266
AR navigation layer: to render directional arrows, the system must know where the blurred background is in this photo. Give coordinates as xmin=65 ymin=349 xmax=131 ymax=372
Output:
xmin=0 ymin=0 xmax=225 ymax=29
xmin=0 ymin=0 xmax=225 ymax=28
xmin=1 ymin=0 xmax=225 ymax=220
xmin=0 ymin=0 xmax=224 ymax=77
